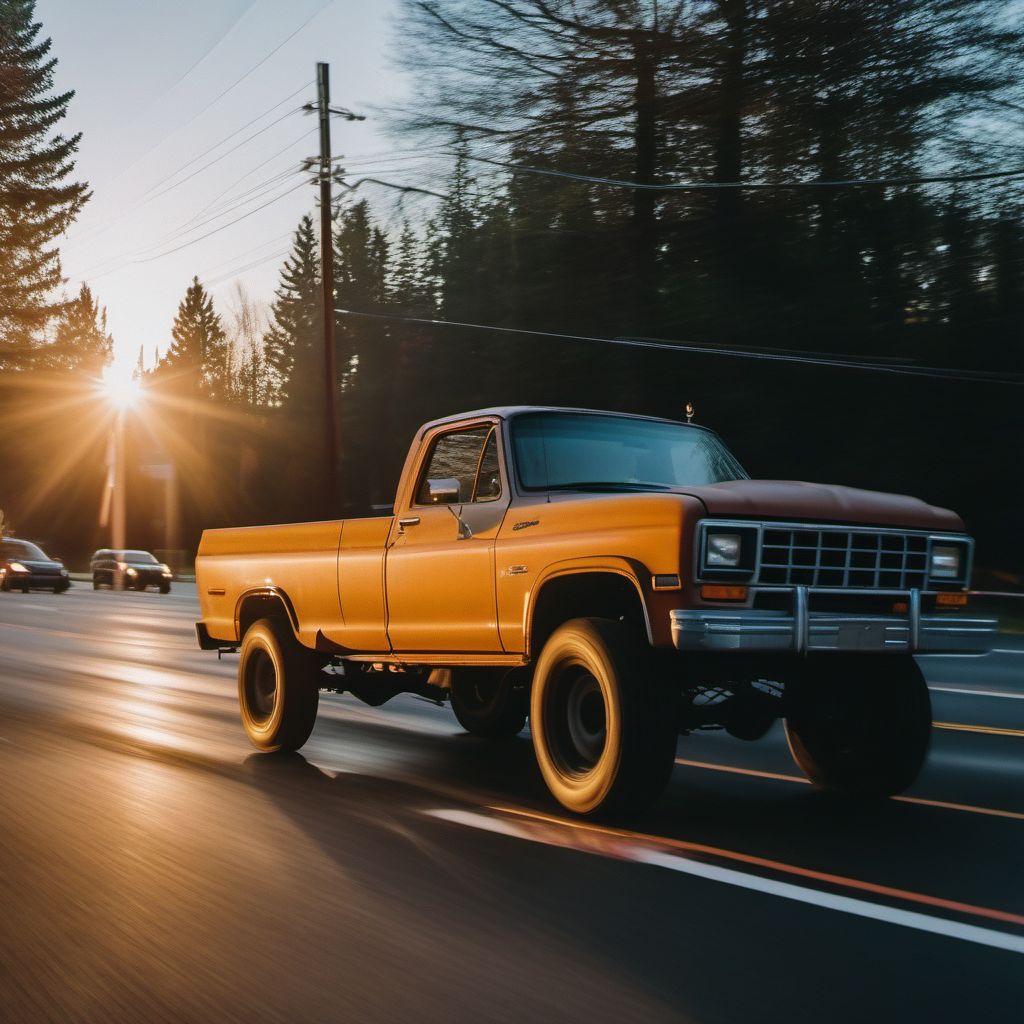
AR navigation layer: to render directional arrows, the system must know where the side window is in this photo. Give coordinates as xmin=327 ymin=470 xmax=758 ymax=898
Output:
xmin=473 ymin=430 xmax=502 ymax=502
xmin=416 ymin=428 xmax=491 ymax=505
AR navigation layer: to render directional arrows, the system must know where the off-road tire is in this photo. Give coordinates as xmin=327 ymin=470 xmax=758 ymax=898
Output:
xmin=238 ymin=617 xmax=321 ymax=753
xmin=785 ymin=655 xmax=931 ymax=797
xmin=450 ymin=668 xmax=528 ymax=737
xmin=530 ymin=617 xmax=677 ymax=817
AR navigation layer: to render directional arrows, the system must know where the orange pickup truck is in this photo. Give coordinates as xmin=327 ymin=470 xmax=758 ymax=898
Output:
xmin=195 ymin=406 xmax=995 ymax=816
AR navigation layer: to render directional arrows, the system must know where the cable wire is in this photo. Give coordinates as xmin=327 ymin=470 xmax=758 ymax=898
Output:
xmin=332 ymin=308 xmax=1024 ymax=387
xmin=457 ymin=153 xmax=1024 ymax=191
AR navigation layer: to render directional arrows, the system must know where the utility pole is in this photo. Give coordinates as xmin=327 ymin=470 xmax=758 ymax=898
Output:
xmin=316 ymin=61 xmax=338 ymax=517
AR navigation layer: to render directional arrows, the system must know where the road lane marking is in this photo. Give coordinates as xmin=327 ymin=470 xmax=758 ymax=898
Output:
xmin=673 ymin=758 xmax=1024 ymax=822
xmin=930 ymin=685 xmax=1024 ymax=701
xmin=425 ymin=807 xmax=1024 ymax=955
xmin=934 ymin=721 xmax=1024 ymax=738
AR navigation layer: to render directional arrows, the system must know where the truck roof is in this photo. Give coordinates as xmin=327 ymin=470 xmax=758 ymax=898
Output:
xmin=417 ymin=405 xmax=710 ymax=439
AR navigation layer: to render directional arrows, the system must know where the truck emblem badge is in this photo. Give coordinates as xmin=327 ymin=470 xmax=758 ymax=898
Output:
xmin=506 ymin=565 xmax=529 ymax=575
xmin=513 ymin=520 xmax=540 ymax=532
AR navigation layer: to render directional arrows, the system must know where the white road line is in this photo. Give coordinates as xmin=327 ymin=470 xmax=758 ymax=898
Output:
xmin=424 ymin=808 xmax=1024 ymax=957
xmin=929 ymin=685 xmax=1024 ymax=701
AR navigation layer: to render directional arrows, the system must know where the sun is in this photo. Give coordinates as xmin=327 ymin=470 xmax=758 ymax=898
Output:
xmin=100 ymin=364 xmax=143 ymax=410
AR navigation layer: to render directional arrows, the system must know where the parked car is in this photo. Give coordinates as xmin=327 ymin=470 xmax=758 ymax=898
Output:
xmin=1 ymin=537 xmax=70 ymax=593
xmin=91 ymin=549 xmax=173 ymax=593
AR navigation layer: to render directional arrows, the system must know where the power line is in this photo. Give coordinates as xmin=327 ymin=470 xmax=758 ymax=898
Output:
xmin=457 ymin=153 xmax=1024 ymax=191
xmin=145 ymin=106 xmax=305 ymax=204
xmin=206 ymin=249 xmax=289 ymax=288
xmin=83 ymin=180 xmax=308 ymax=282
xmin=332 ymin=307 xmax=1024 ymax=387
xmin=141 ymin=83 xmax=312 ymax=198
xmin=166 ymin=1 xmax=336 ymax=150
xmin=187 ymin=128 xmax=315 ymax=225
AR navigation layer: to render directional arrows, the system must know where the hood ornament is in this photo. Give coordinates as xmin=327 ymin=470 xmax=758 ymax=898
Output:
xmin=685 ymin=402 xmax=695 ymax=424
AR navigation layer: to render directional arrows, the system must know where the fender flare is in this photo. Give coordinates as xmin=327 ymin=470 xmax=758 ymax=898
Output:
xmin=524 ymin=556 xmax=653 ymax=656
xmin=233 ymin=586 xmax=300 ymax=642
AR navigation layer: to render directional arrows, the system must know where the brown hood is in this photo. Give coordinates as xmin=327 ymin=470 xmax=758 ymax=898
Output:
xmin=679 ymin=480 xmax=964 ymax=533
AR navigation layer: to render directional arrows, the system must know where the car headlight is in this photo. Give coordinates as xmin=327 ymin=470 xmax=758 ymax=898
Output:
xmin=126 ymin=567 xmax=137 ymax=577
xmin=60 ymin=568 xmax=68 ymax=576
xmin=9 ymin=562 xmax=28 ymax=573
xmin=160 ymin=564 xmax=172 ymax=576
xmin=930 ymin=544 xmax=963 ymax=580
xmin=706 ymin=533 xmax=742 ymax=568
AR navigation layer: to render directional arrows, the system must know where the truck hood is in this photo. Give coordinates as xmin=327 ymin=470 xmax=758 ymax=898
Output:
xmin=679 ymin=480 xmax=964 ymax=533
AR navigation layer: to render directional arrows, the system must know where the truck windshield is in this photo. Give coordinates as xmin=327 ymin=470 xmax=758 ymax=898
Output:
xmin=511 ymin=412 xmax=748 ymax=491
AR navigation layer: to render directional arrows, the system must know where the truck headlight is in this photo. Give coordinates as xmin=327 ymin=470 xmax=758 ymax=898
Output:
xmin=706 ymin=533 xmax=742 ymax=567
xmin=930 ymin=545 xmax=962 ymax=580
xmin=9 ymin=562 xmax=28 ymax=574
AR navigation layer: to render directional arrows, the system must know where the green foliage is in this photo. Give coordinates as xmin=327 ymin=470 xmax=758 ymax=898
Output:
xmin=158 ymin=277 xmax=229 ymax=401
xmin=263 ymin=214 xmax=321 ymax=406
xmin=0 ymin=0 xmax=89 ymax=368
xmin=43 ymin=284 xmax=112 ymax=376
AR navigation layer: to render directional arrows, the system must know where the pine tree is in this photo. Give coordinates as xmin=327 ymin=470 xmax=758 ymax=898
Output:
xmin=0 ymin=0 xmax=89 ymax=369
xmin=263 ymin=215 xmax=321 ymax=406
xmin=159 ymin=277 xmax=229 ymax=401
xmin=45 ymin=283 xmax=112 ymax=375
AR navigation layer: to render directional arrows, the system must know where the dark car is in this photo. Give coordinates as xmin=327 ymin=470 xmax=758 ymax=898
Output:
xmin=90 ymin=549 xmax=173 ymax=593
xmin=0 ymin=537 xmax=70 ymax=593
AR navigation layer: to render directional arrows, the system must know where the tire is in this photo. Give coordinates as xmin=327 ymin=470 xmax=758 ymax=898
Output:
xmin=450 ymin=668 xmax=527 ymax=737
xmin=92 ymin=576 xmax=100 ymax=590
xmin=159 ymin=582 xmax=171 ymax=595
xmin=785 ymin=655 xmax=931 ymax=797
xmin=530 ymin=617 xmax=677 ymax=817
xmin=238 ymin=617 xmax=321 ymax=753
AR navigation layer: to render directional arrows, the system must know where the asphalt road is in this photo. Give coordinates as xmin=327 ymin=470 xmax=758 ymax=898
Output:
xmin=0 ymin=584 xmax=1022 ymax=1024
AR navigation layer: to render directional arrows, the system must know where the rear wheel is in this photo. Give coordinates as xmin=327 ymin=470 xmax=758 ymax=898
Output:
xmin=238 ymin=618 xmax=321 ymax=753
xmin=530 ymin=618 xmax=677 ymax=817
xmin=785 ymin=656 xmax=931 ymax=797
xmin=450 ymin=669 xmax=528 ymax=737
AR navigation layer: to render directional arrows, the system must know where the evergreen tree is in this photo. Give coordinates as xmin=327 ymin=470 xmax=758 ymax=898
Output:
xmin=159 ymin=277 xmax=229 ymax=401
xmin=0 ymin=0 xmax=89 ymax=369
xmin=45 ymin=283 xmax=112 ymax=375
xmin=263 ymin=215 xmax=321 ymax=406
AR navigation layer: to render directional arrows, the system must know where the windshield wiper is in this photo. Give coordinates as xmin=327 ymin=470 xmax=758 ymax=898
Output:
xmin=549 ymin=481 xmax=672 ymax=492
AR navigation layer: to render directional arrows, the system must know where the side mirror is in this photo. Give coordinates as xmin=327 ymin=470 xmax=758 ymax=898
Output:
xmin=427 ymin=478 xmax=461 ymax=504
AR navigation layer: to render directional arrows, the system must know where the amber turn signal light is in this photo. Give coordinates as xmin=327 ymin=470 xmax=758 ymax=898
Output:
xmin=936 ymin=592 xmax=968 ymax=607
xmin=892 ymin=601 xmax=909 ymax=614
xmin=701 ymin=584 xmax=747 ymax=601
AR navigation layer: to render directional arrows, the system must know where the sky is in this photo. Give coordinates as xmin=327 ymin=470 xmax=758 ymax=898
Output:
xmin=38 ymin=0 xmax=410 ymax=371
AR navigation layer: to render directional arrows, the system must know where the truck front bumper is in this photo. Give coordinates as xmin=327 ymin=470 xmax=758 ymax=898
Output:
xmin=671 ymin=588 xmax=997 ymax=654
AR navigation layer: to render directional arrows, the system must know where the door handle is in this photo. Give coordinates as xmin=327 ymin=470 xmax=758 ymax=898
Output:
xmin=398 ymin=516 xmax=421 ymax=529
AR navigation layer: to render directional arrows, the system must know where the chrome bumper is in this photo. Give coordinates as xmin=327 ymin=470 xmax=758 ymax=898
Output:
xmin=671 ymin=587 xmax=998 ymax=654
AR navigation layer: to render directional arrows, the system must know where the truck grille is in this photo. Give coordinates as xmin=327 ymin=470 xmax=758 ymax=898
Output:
xmin=758 ymin=527 xmax=929 ymax=590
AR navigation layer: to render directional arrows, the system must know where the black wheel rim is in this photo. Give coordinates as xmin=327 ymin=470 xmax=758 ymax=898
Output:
xmin=545 ymin=662 xmax=607 ymax=776
xmin=245 ymin=648 xmax=277 ymax=725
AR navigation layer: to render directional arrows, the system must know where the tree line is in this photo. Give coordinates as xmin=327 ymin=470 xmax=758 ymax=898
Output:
xmin=2 ymin=0 xmax=1022 ymax=573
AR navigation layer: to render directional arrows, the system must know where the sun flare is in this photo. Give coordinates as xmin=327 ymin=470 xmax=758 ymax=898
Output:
xmin=100 ymin=364 xmax=143 ymax=410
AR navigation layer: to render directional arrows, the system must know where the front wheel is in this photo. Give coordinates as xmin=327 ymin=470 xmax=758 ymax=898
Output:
xmin=530 ymin=618 xmax=677 ymax=817
xmin=238 ymin=618 xmax=321 ymax=753
xmin=785 ymin=655 xmax=931 ymax=797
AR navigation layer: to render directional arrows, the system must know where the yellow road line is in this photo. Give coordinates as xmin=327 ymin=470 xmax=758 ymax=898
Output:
xmin=673 ymin=757 xmax=1024 ymax=822
xmin=934 ymin=721 xmax=1024 ymax=738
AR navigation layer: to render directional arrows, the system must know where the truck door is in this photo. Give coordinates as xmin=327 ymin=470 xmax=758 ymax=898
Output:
xmin=385 ymin=424 xmax=509 ymax=652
